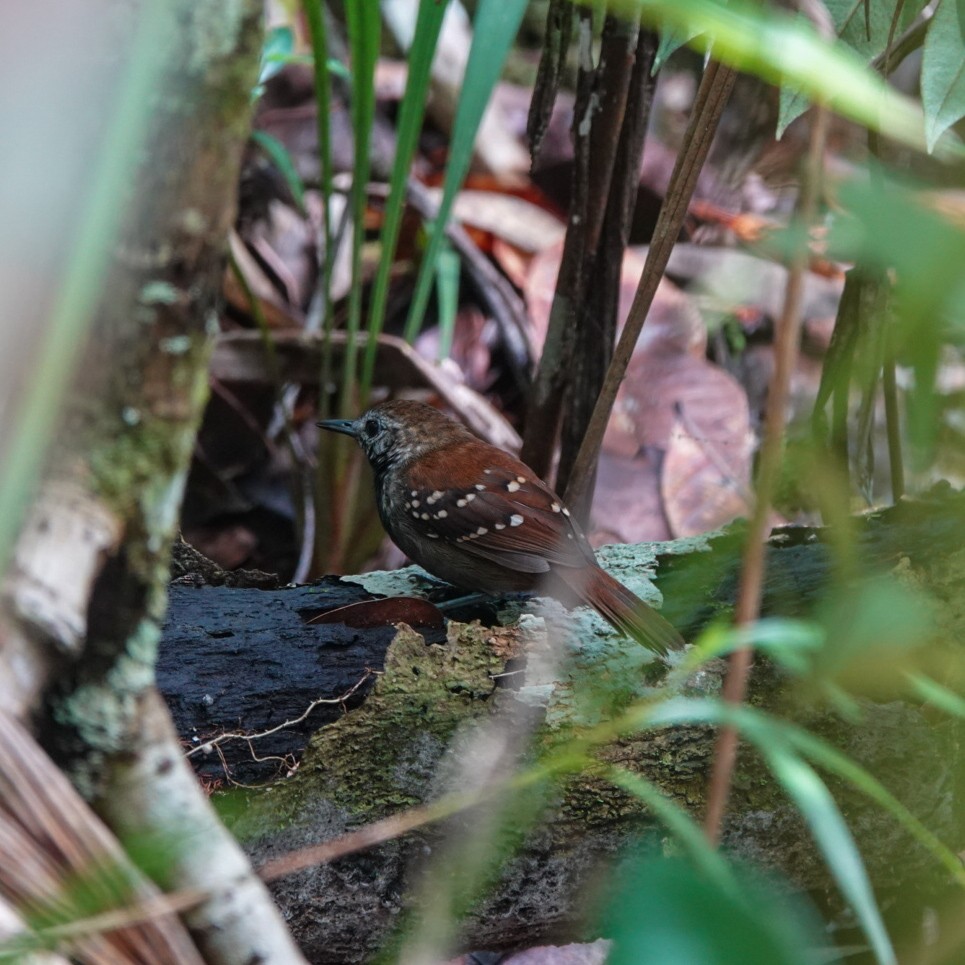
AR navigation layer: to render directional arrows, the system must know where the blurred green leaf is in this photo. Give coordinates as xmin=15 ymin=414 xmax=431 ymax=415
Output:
xmin=921 ymin=0 xmax=965 ymax=151
xmin=403 ymin=0 xmax=530 ymax=341
xmin=610 ymin=0 xmax=929 ymax=150
xmin=435 ymin=240 xmax=460 ymax=361
xmin=652 ymin=23 xmax=704 ymax=73
xmin=760 ymin=747 xmax=896 ymax=965
xmin=0 ymin=3 xmax=171 ymax=571
xmin=259 ymin=25 xmax=295 ymax=85
xmin=603 ymin=856 xmax=821 ymax=965
xmin=905 ymin=672 xmax=965 ymax=717
xmin=691 ymin=618 xmax=825 ymax=673
xmin=605 ymin=767 xmax=738 ymax=896
xmin=830 ymin=172 xmax=965 ymax=462
xmin=814 ymin=576 xmax=936 ymax=681
xmin=781 ymin=720 xmax=965 ymax=886
xmin=249 ymin=130 xmax=306 ymax=214
xmin=825 ymin=0 xmax=923 ymax=59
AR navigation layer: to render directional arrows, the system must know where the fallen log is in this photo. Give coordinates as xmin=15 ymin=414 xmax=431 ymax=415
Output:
xmin=159 ymin=492 xmax=964 ymax=962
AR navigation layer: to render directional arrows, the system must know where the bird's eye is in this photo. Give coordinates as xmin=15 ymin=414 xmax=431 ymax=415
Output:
xmin=364 ymin=419 xmax=379 ymax=437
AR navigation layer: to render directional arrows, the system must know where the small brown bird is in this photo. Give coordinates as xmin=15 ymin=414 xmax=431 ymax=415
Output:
xmin=318 ymin=400 xmax=683 ymax=656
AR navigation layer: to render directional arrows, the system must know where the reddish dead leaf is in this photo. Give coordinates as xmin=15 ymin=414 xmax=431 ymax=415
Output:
xmin=490 ymin=237 xmax=533 ymax=291
xmin=589 ymin=449 xmax=670 ymax=545
xmin=183 ymin=523 xmax=258 ymax=570
xmin=609 ymin=352 xmax=754 ymax=538
xmin=525 ymin=242 xmax=705 ymax=358
xmin=662 ymin=413 xmax=753 ymax=538
xmin=304 ymin=597 xmax=445 ymax=632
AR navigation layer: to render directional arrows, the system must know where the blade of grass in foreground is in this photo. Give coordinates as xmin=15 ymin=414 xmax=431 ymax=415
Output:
xmin=402 ymin=0 xmax=530 ymax=344
xmin=761 ymin=747 xmax=896 ymax=965
xmin=0 ymin=4 xmax=170 ymax=572
xmin=361 ymin=0 xmax=449 ymax=402
xmin=605 ymin=766 xmax=739 ymax=897
xmin=637 ymin=698 xmax=898 ymax=965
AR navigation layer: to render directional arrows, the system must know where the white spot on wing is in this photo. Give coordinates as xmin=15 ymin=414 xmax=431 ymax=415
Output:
xmin=516 ymin=476 xmax=526 ymax=484
xmin=476 ymin=526 xmax=488 ymax=536
xmin=474 ymin=484 xmax=485 ymax=491
xmin=562 ymin=507 xmax=571 ymax=517
xmin=509 ymin=514 xmax=524 ymax=527
xmin=551 ymin=502 xmax=560 ymax=513
xmin=411 ymin=499 xmax=420 ymax=508
xmin=436 ymin=510 xmax=448 ymax=518
xmin=465 ymin=493 xmax=476 ymax=502
xmin=494 ymin=523 xmax=506 ymax=530
xmin=506 ymin=480 xmax=520 ymax=493
xmin=456 ymin=498 xmax=467 ymax=507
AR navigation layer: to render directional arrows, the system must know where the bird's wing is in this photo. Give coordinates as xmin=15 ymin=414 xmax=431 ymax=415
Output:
xmin=401 ymin=450 xmax=596 ymax=574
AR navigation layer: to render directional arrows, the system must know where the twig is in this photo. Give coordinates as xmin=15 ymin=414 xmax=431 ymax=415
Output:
xmin=563 ymin=59 xmax=739 ymax=510
xmin=703 ymin=103 xmax=830 ymax=845
xmin=185 ymin=673 xmax=374 ymax=760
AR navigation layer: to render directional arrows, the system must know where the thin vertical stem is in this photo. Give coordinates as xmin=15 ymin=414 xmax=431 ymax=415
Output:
xmin=563 ymin=59 xmax=738 ymax=510
xmin=882 ymin=350 xmax=905 ymax=501
xmin=703 ymin=104 xmax=829 ymax=845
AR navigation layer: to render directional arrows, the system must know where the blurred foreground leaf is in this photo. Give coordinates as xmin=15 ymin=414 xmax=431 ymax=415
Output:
xmin=603 ymin=856 xmax=821 ymax=965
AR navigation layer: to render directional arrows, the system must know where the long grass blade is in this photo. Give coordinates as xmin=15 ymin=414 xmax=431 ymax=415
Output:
xmin=605 ymin=766 xmax=739 ymax=896
xmin=361 ymin=0 xmax=449 ymax=402
xmin=302 ymin=0 xmax=336 ymax=418
xmin=0 ymin=5 xmax=170 ymax=572
xmin=402 ymin=0 xmax=530 ymax=343
xmin=339 ymin=2 xmax=380 ymax=416
xmin=761 ymin=748 xmax=896 ymax=965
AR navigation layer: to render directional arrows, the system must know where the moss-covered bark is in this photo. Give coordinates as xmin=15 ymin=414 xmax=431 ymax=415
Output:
xmin=233 ymin=495 xmax=964 ymax=962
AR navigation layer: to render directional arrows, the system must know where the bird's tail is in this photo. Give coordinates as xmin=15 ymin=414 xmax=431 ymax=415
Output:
xmin=563 ymin=566 xmax=684 ymax=656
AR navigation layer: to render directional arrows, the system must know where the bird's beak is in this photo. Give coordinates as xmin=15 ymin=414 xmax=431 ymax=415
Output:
xmin=316 ymin=418 xmax=357 ymax=438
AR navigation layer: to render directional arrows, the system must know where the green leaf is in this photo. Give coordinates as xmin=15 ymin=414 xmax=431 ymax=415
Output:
xmin=781 ymin=720 xmax=965 ymax=887
xmin=603 ymin=856 xmax=820 ymax=965
xmin=403 ymin=0 xmax=530 ymax=342
xmin=921 ymin=0 xmax=965 ymax=151
xmin=340 ymin=1 xmax=380 ymax=413
xmin=761 ymin=748 xmax=896 ymax=965
xmin=776 ymin=83 xmax=810 ymax=140
xmin=250 ymin=130 xmax=306 ymax=214
xmin=691 ymin=618 xmax=825 ymax=673
xmin=829 ymin=172 xmax=965 ymax=462
xmin=259 ymin=25 xmax=295 ymax=85
xmin=362 ymin=0 xmax=449 ymax=400
xmin=605 ymin=767 xmax=738 ymax=897
xmin=616 ymin=0 xmax=929 ymax=150
xmin=652 ymin=24 xmax=704 ymax=73
xmin=824 ymin=0 xmax=923 ymax=59
xmin=905 ymin=672 xmax=965 ymax=718
xmin=435 ymin=240 xmax=461 ymax=361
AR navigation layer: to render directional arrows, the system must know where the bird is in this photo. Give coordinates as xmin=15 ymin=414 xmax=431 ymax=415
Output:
xmin=317 ymin=400 xmax=683 ymax=656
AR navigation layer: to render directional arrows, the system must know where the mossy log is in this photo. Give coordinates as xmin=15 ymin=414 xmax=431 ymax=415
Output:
xmin=161 ymin=493 xmax=965 ymax=963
